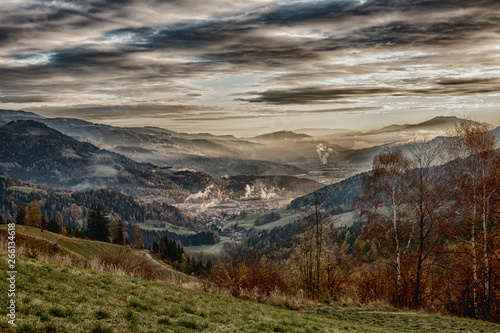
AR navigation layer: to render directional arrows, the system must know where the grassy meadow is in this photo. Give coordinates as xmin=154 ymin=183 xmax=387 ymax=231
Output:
xmin=1 ymin=254 xmax=500 ymax=332
xmin=138 ymin=221 xmax=196 ymax=235
xmin=1 ymin=226 xmax=499 ymax=332
xmin=185 ymin=236 xmax=232 ymax=254
xmin=224 ymin=209 xmax=303 ymax=231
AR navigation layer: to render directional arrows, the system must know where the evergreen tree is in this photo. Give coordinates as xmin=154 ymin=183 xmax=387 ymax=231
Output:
xmin=86 ymin=203 xmax=110 ymax=242
xmin=158 ymin=234 xmax=184 ymax=263
xmin=16 ymin=205 xmax=26 ymax=225
xmin=47 ymin=217 xmax=60 ymax=234
xmin=112 ymin=220 xmax=125 ymax=245
xmin=40 ymin=216 xmax=48 ymax=231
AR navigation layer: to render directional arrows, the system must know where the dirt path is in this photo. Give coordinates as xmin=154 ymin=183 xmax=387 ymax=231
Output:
xmin=141 ymin=250 xmax=175 ymax=272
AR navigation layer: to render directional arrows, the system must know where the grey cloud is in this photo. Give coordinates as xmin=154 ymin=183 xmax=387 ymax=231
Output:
xmin=437 ymin=78 xmax=498 ymax=86
xmin=288 ymin=107 xmax=381 ymax=114
xmin=0 ymin=96 xmax=50 ymax=103
xmin=239 ymin=87 xmax=402 ymax=105
xmin=0 ymin=0 xmax=499 ymax=129
xmin=240 ymin=80 xmax=500 ymax=105
xmin=26 ymin=104 xmax=218 ymax=120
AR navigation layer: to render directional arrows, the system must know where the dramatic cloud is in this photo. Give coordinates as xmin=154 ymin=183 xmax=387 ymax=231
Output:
xmin=0 ymin=0 xmax=499 ymax=134
xmin=240 ymin=78 xmax=500 ymax=104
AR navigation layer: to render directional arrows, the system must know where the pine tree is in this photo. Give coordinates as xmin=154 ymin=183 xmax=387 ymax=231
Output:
xmin=40 ymin=216 xmax=48 ymax=231
xmin=47 ymin=217 xmax=60 ymax=234
xmin=16 ymin=205 xmax=26 ymax=225
xmin=111 ymin=220 xmax=125 ymax=245
xmin=86 ymin=203 xmax=110 ymax=242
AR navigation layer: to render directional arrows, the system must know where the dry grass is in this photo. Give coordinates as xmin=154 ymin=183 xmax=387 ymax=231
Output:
xmin=1 ymin=253 xmax=499 ymax=332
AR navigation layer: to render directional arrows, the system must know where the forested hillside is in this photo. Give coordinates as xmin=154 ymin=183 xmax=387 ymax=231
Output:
xmin=0 ymin=177 xmax=193 ymax=229
xmin=290 ymin=173 xmax=364 ymax=213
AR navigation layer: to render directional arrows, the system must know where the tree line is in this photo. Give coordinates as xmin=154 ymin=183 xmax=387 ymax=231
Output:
xmin=0 ymin=183 xmax=194 ymax=230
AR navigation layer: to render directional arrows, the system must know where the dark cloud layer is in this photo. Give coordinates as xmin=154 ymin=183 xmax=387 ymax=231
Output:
xmin=240 ymin=77 xmax=500 ymax=104
xmin=0 ymin=0 xmax=499 ymax=133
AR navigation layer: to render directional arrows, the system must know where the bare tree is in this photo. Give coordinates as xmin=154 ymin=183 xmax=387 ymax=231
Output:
xmin=405 ymin=140 xmax=447 ymax=308
xmin=441 ymin=117 xmax=500 ymax=317
xmin=357 ymin=147 xmax=411 ymax=305
xmin=292 ymin=192 xmax=329 ymax=299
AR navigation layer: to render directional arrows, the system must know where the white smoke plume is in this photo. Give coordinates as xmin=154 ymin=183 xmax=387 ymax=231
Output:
xmin=244 ymin=184 xmax=277 ymax=199
xmin=316 ymin=143 xmax=335 ymax=164
xmin=245 ymin=184 xmax=254 ymax=198
xmin=200 ymin=199 xmax=220 ymax=211
xmin=185 ymin=184 xmax=215 ymax=202
xmin=260 ymin=187 xmax=277 ymax=199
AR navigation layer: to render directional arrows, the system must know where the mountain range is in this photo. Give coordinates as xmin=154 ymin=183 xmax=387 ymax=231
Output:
xmin=1 ymin=109 xmax=498 ymax=201
xmin=0 ymin=119 xmax=321 ymax=203
xmin=1 ymin=110 xmax=483 ymax=181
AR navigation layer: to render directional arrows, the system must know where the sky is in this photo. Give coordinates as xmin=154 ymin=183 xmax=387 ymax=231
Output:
xmin=0 ymin=0 xmax=499 ymax=136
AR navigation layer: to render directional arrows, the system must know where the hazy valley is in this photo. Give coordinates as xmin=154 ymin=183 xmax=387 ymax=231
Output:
xmin=2 ymin=110 xmax=500 ymax=331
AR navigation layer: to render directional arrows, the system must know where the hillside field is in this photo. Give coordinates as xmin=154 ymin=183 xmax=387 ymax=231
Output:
xmin=1 ymin=254 xmax=500 ymax=332
xmin=224 ymin=209 xmax=303 ymax=231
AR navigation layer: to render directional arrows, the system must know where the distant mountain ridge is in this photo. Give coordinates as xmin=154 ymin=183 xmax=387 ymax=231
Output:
xmin=0 ymin=119 xmax=195 ymax=201
xmin=1 ymin=110 xmax=498 ymax=182
xmin=0 ymin=119 xmax=321 ymax=202
xmin=365 ymin=116 xmax=479 ymax=135
xmin=0 ymin=110 xmax=306 ymax=177
xmin=251 ymin=131 xmax=312 ymax=141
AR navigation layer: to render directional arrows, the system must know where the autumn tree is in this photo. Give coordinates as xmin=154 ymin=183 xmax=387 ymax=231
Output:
xmin=132 ymin=225 xmax=144 ymax=249
xmin=441 ymin=117 xmax=500 ymax=317
xmin=405 ymin=141 xmax=448 ymax=308
xmin=26 ymin=202 xmax=41 ymax=228
xmin=291 ymin=192 xmax=330 ymax=299
xmin=357 ymin=147 xmax=411 ymax=305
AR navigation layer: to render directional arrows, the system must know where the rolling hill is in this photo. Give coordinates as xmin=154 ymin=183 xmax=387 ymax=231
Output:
xmin=1 ymin=230 xmax=498 ymax=332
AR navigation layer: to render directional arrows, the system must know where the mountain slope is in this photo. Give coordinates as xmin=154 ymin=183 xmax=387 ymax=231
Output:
xmin=252 ymin=130 xmax=312 ymax=141
xmin=365 ymin=116 xmax=488 ymax=135
xmin=0 ymin=109 xmax=43 ymax=126
xmin=291 ymin=173 xmax=364 ymax=213
xmin=0 ymin=120 xmax=320 ymax=202
xmin=0 ymin=120 xmax=210 ymax=202
xmin=25 ymin=114 xmax=306 ymax=176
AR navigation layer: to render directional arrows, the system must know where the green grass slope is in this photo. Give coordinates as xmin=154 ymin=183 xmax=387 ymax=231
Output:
xmin=0 ymin=225 xmax=191 ymax=284
xmin=185 ymin=236 xmax=232 ymax=254
xmin=1 ymin=255 xmax=499 ymax=332
xmin=139 ymin=221 xmax=196 ymax=235
xmin=224 ymin=209 xmax=302 ymax=231
xmin=2 ymin=225 xmax=134 ymax=261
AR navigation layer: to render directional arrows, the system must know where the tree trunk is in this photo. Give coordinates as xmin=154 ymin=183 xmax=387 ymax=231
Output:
xmin=483 ymin=196 xmax=490 ymax=314
xmin=393 ymin=188 xmax=402 ymax=305
xmin=413 ymin=221 xmax=424 ymax=308
xmin=472 ymin=223 xmax=478 ymax=318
